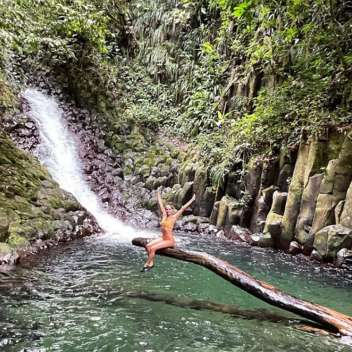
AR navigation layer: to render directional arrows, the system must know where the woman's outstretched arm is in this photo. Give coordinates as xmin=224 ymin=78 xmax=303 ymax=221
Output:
xmin=174 ymin=194 xmax=196 ymax=219
xmin=157 ymin=191 xmax=167 ymax=218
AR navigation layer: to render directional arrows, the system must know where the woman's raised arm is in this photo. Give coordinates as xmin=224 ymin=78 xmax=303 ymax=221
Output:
xmin=174 ymin=194 xmax=196 ymax=219
xmin=157 ymin=191 xmax=167 ymax=218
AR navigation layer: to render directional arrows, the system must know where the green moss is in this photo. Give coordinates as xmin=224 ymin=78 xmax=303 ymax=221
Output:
xmin=109 ymin=135 xmax=127 ymax=153
xmin=0 ymin=74 xmax=18 ymax=113
xmin=0 ymin=242 xmax=12 ymax=254
xmin=8 ymin=220 xmax=35 ymax=238
xmin=0 ymin=133 xmax=83 ymax=251
xmin=47 ymin=196 xmax=65 ymax=209
xmin=7 ymin=233 xmax=30 ymax=248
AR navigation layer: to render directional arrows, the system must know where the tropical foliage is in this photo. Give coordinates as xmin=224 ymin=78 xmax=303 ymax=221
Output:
xmin=1 ymin=0 xmax=352 ymax=178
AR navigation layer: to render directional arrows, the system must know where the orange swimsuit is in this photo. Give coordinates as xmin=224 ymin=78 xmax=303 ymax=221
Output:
xmin=160 ymin=216 xmax=175 ymax=241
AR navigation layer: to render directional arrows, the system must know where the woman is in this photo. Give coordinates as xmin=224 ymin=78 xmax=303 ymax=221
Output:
xmin=141 ymin=191 xmax=196 ymax=271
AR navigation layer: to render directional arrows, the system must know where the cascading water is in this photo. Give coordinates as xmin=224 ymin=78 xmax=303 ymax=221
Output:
xmin=1 ymin=92 xmax=351 ymax=352
xmin=22 ymin=88 xmax=137 ymax=241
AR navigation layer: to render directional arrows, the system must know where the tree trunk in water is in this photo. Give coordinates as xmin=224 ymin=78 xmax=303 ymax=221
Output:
xmin=132 ymin=237 xmax=352 ymax=336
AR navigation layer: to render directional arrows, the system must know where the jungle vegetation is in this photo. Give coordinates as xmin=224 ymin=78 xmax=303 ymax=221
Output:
xmin=1 ymin=0 xmax=351 ymax=179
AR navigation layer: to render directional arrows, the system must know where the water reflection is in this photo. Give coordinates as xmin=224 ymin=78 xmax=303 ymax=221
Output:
xmin=0 ymin=233 xmax=351 ymax=351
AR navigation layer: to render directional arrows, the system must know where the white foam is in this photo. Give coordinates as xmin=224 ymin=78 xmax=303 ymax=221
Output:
xmin=23 ymin=88 xmax=141 ymax=242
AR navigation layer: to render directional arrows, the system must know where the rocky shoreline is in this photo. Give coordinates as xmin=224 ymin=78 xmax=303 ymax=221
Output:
xmin=1 ymin=78 xmax=352 ymax=269
xmin=0 ymin=131 xmax=100 ymax=266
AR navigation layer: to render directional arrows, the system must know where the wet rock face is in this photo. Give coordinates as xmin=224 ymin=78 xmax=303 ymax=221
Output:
xmin=3 ymin=80 xmax=182 ymax=236
xmin=10 ymin=82 xmax=165 ymax=229
xmin=248 ymin=130 xmax=352 ymax=263
xmin=294 ymin=173 xmax=323 ymax=252
xmin=4 ymin=78 xmax=352 ymax=267
xmin=0 ymin=132 xmax=99 ymax=265
xmin=2 ymin=97 xmax=41 ymax=152
xmin=61 ymin=106 xmax=162 ymax=229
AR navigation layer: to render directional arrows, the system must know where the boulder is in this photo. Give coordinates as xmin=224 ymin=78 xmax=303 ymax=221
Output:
xmin=198 ymin=223 xmax=210 ymax=234
xmin=0 ymin=243 xmax=16 ymax=264
xmin=180 ymin=215 xmax=209 ymax=226
xmin=181 ymin=222 xmax=198 ymax=232
xmin=198 ymin=223 xmax=218 ymax=236
xmin=313 ymin=225 xmax=352 ymax=260
xmin=250 ymin=233 xmax=274 ymax=247
xmin=310 ymin=249 xmax=323 ymax=262
xmin=288 ymin=241 xmax=301 ymax=255
xmin=335 ymin=248 xmax=352 ymax=267
xmin=227 ymin=225 xmax=252 ymax=244
xmin=215 ymin=230 xmax=226 ymax=239
xmin=263 ymin=212 xmax=282 ymax=244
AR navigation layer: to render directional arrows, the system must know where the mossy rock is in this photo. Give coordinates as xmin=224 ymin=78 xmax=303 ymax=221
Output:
xmin=0 ymin=242 xmax=12 ymax=255
xmin=170 ymin=149 xmax=179 ymax=159
xmin=0 ymin=132 xmax=87 ymax=252
xmin=179 ymin=162 xmax=196 ymax=185
xmin=314 ymin=225 xmax=352 ymax=260
xmin=143 ymin=198 xmax=158 ymax=211
xmin=216 ymin=195 xmax=234 ymax=228
xmin=0 ymin=208 xmax=10 ymax=241
xmin=159 ymin=164 xmax=171 ymax=177
xmin=8 ymin=220 xmax=36 ymax=238
xmin=176 ymin=181 xmax=193 ymax=208
xmin=137 ymin=164 xmax=151 ymax=178
xmin=0 ymin=75 xmax=17 ymax=110
xmin=164 ymin=184 xmax=181 ymax=205
xmin=251 ymin=233 xmax=274 ymax=248
xmin=7 ymin=233 xmax=30 ymax=248
xmin=145 ymin=176 xmax=157 ymax=190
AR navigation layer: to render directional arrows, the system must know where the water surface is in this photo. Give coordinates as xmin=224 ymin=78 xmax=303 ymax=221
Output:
xmin=13 ymin=88 xmax=352 ymax=351
xmin=1 ymin=233 xmax=351 ymax=352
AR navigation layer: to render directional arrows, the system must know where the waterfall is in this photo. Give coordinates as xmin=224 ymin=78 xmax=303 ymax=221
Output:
xmin=22 ymin=88 xmax=138 ymax=241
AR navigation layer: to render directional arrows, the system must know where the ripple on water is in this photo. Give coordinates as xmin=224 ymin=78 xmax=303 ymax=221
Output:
xmin=0 ymin=233 xmax=351 ymax=352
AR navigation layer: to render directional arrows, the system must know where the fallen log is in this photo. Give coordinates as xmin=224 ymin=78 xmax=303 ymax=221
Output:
xmin=132 ymin=237 xmax=352 ymax=336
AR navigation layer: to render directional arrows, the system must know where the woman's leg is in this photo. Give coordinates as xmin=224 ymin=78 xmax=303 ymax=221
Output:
xmin=142 ymin=238 xmax=164 ymax=268
xmin=145 ymin=238 xmax=164 ymax=250
xmin=144 ymin=240 xmax=175 ymax=267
